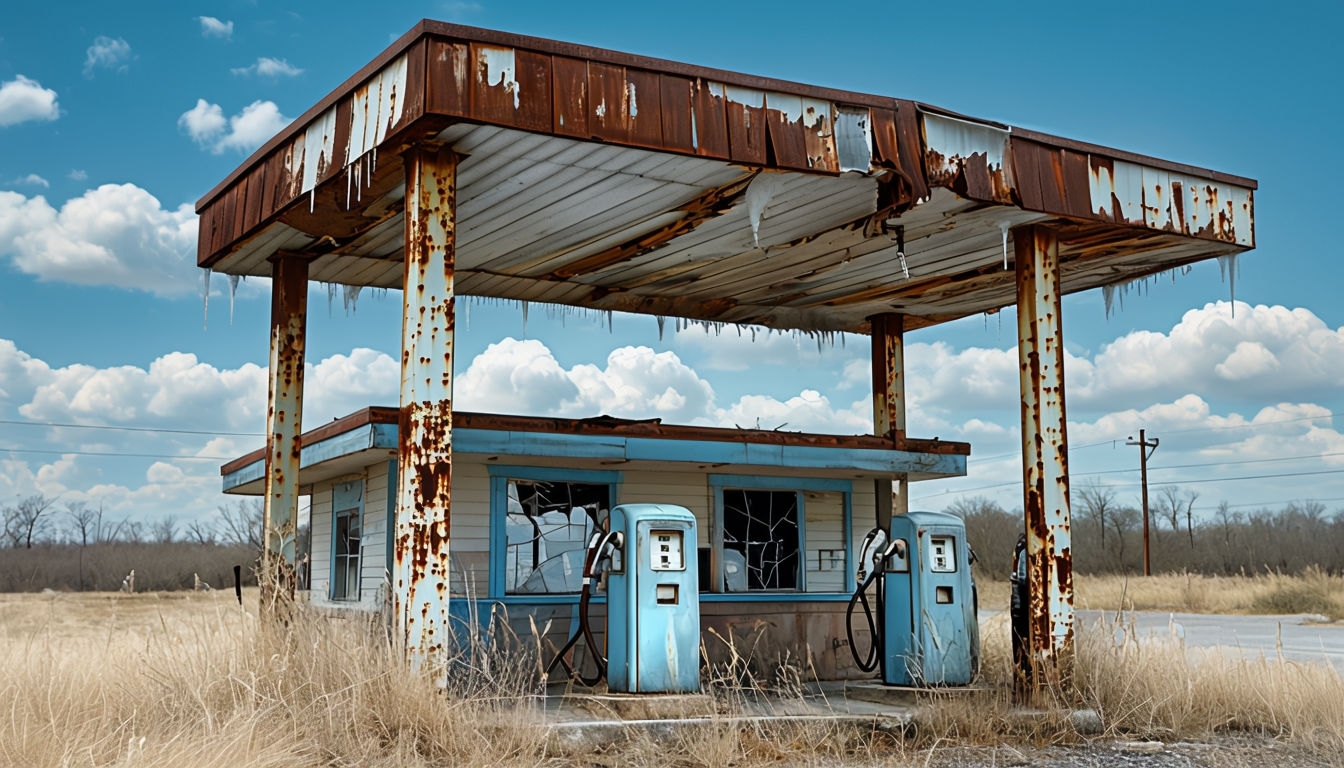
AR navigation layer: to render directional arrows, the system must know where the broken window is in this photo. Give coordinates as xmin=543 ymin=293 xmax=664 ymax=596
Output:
xmin=331 ymin=480 xmax=362 ymax=601
xmin=721 ymin=489 xmax=800 ymax=591
xmin=504 ymin=478 xmax=610 ymax=595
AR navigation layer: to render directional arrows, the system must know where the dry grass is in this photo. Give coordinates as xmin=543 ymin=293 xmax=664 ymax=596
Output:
xmin=0 ymin=590 xmax=546 ymax=767
xmin=905 ymin=611 xmax=1344 ymax=761
xmin=1073 ymin=568 xmax=1344 ymax=619
xmin=2 ymin=589 xmax=1341 ymax=766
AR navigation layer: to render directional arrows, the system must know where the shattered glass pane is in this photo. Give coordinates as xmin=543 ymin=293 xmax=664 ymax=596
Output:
xmin=722 ymin=489 xmax=800 ymax=590
xmin=504 ymin=479 xmax=609 ymax=595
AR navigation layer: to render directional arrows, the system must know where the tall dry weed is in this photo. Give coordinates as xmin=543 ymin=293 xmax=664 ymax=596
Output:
xmin=0 ymin=591 xmax=546 ymax=768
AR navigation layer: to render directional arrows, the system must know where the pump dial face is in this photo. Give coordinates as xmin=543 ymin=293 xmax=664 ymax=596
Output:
xmin=650 ymin=530 xmax=685 ymax=571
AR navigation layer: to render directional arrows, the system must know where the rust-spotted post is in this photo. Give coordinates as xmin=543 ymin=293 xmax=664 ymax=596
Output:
xmin=1013 ymin=225 xmax=1074 ymax=691
xmin=869 ymin=313 xmax=907 ymax=529
xmin=395 ymin=144 xmax=458 ymax=672
xmin=261 ymin=253 xmax=309 ymax=615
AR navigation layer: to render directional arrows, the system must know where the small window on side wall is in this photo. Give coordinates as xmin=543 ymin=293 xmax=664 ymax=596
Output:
xmin=332 ymin=481 xmax=362 ymax=601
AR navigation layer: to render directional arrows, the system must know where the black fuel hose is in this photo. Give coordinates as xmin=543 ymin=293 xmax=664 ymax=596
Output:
xmin=546 ymin=530 xmax=619 ymax=686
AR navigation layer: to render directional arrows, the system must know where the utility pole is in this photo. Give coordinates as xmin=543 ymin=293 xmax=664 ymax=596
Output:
xmin=1126 ymin=430 xmax=1159 ymax=576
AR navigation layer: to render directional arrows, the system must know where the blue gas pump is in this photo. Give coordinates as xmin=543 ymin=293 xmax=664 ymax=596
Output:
xmin=605 ymin=504 xmax=700 ymax=693
xmin=547 ymin=503 xmax=700 ymax=693
xmin=848 ymin=510 xmax=979 ymax=686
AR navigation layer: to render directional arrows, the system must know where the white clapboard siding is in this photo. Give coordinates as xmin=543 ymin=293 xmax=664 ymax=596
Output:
xmin=307 ymin=485 xmax=333 ymax=604
xmin=615 ymin=469 xmax=713 ymax=546
xmin=804 ymin=490 xmax=846 ymax=592
xmin=448 ymin=461 xmax=492 ymax=596
xmin=359 ymin=462 xmax=390 ymax=603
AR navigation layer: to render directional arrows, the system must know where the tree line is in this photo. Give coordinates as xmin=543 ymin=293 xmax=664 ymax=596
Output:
xmin=0 ymin=496 xmax=266 ymax=592
xmin=949 ymin=486 xmax=1344 ymax=580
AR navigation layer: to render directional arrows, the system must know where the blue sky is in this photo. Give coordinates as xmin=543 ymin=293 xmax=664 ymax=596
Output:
xmin=1 ymin=1 xmax=1341 ymax=536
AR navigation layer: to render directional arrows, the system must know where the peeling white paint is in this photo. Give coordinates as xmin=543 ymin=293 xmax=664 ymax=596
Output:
xmin=1092 ymin=159 xmax=1254 ymax=247
xmin=595 ymin=99 xmax=607 ymax=119
xmin=707 ymin=82 xmax=725 ymax=100
xmin=922 ymin=112 xmax=1008 ymax=174
xmin=301 ymin=107 xmax=337 ymax=195
xmin=346 ymin=54 xmax=408 ymax=166
xmin=834 ymin=106 xmax=872 ymax=173
xmin=724 ymin=85 xmax=764 ymax=109
xmin=767 ymin=92 xmax=803 ymax=124
xmin=745 ymin=173 xmax=787 ymax=248
xmin=479 ymin=46 xmax=520 ymax=110
xmin=627 ymin=81 xmax=638 ymax=117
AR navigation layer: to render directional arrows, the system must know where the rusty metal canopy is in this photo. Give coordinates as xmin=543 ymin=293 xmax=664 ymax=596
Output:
xmin=196 ymin=21 xmax=1255 ymax=334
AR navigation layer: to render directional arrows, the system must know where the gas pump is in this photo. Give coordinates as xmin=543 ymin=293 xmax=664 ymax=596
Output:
xmin=847 ymin=510 xmax=980 ymax=686
xmin=548 ymin=503 xmax=700 ymax=693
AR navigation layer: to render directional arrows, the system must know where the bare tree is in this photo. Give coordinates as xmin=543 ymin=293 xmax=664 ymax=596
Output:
xmin=152 ymin=515 xmax=178 ymax=544
xmin=185 ymin=519 xmax=217 ymax=545
xmin=67 ymin=501 xmax=101 ymax=590
xmin=9 ymin=494 xmax=59 ymax=549
xmin=120 ymin=520 xmax=145 ymax=544
xmin=1182 ymin=490 xmax=1200 ymax=549
xmin=1076 ymin=482 xmax=1118 ymax=550
xmin=1156 ymin=485 xmax=1184 ymax=532
xmin=217 ymin=499 xmax=263 ymax=551
xmin=1110 ymin=506 xmax=1140 ymax=568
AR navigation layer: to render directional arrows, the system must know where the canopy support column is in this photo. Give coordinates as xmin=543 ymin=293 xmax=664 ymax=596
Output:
xmin=261 ymin=253 xmax=308 ymax=614
xmin=869 ymin=313 xmax=907 ymax=531
xmin=1013 ymin=224 xmax=1074 ymax=691
xmin=395 ymin=144 xmax=459 ymax=672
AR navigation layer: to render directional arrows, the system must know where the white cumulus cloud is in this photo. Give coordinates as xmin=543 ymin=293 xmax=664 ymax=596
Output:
xmin=1077 ymin=302 xmax=1344 ymax=406
xmin=198 ymin=16 xmax=234 ymax=39
xmin=231 ymin=57 xmax=304 ymax=78
xmin=7 ymin=174 xmax=48 ymax=188
xmin=179 ymin=99 xmax=290 ymax=154
xmin=0 ymin=75 xmax=60 ymax=126
xmin=83 ymin=36 xmax=132 ymax=77
xmin=0 ymin=184 xmax=199 ymax=296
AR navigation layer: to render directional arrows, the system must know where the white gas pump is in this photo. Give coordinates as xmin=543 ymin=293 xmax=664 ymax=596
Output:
xmin=847 ymin=511 xmax=980 ymax=686
xmin=548 ymin=503 xmax=700 ymax=693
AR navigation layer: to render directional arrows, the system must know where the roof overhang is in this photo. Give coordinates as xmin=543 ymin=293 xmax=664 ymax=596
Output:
xmin=197 ymin=22 xmax=1255 ymax=335
xmin=221 ymin=408 xmax=970 ymax=494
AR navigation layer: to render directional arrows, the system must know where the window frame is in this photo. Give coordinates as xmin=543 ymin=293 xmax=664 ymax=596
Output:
xmin=708 ymin=474 xmax=854 ymax=598
xmin=330 ymin=479 xmax=364 ymax=602
xmin=487 ymin=465 xmax=621 ymax=602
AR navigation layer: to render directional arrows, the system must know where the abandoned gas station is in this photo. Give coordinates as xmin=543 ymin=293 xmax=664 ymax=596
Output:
xmin=204 ymin=22 xmax=1255 ymax=687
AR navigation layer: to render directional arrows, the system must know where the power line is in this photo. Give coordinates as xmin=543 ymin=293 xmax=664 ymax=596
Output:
xmin=0 ymin=418 xmax=262 ymax=437
xmin=0 ymin=447 xmax=231 ymax=461
xmin=963 ymin=410 xmax=1337 ymax=466
xmin=913 ymin=466 xmax=1344 ymax=502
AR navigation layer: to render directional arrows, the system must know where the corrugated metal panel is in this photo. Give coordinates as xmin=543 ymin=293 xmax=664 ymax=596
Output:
xmin=922 ymin=112 xmax=1012 ymax=203
xmin=346 ymin=53 xmax=409 ymax=165
xmin=1087 ymin=159 xmax=1254 ymax=247
xmin=835 ymin=106 xmax=873 ymax=173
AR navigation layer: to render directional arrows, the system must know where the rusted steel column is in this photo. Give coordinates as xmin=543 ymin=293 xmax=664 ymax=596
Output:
xmin=395 ymin=144 xmax=458 ymax=671
xmin=869 ymin=313 xmax=907 ymax=528
xmin=261 ymin=253 xmax=308 ymax=614
xmin=1013 ymin=225 xmax=1074 ymax=685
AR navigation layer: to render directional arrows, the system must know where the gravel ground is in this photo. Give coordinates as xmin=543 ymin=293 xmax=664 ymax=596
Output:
xmin=913 ymin=737 xmax=1339 ymax=768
